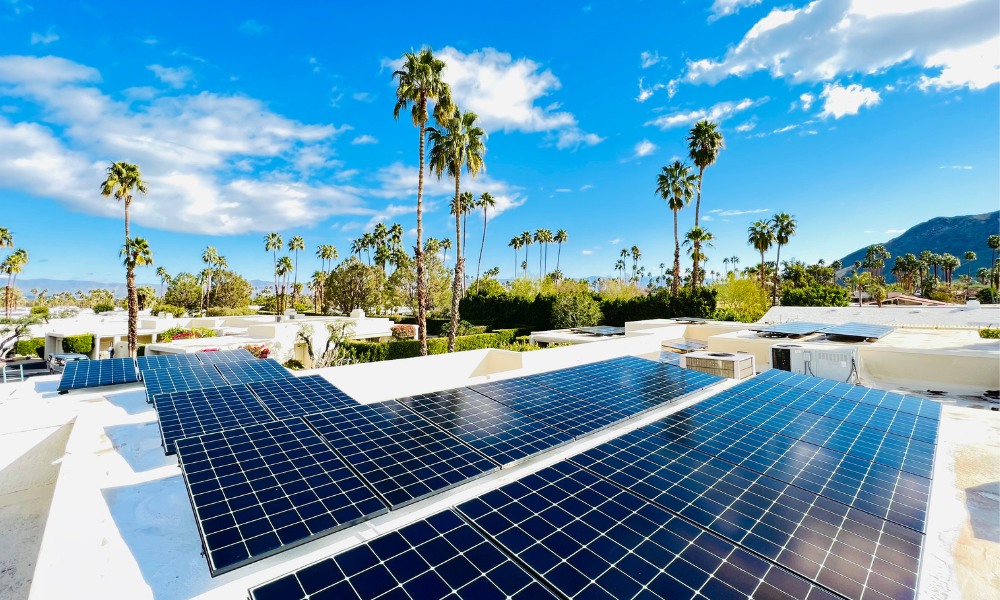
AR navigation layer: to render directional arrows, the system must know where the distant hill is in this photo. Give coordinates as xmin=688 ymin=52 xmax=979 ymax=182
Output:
xmin=836 ymin=211 xmax=1000 ymax=282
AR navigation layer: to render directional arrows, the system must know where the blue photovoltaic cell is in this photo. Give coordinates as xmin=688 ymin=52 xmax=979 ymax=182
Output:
xmin=752 ymin=322 xmax=832 ymax=336
xmin=175 ymin=418 xmax=387 ymax=576
xmin=527 ymin=368 xmax=668 ymax=417
xmin=821 ymin=322 xmax=896 ymax=340
xmin=215 ymin=358 xmax=293 ymax=385
xmin=469 ymin=377 xmax=624 ymax=438
xmin=305 ymin=401 xmax=497 ymax=509
xmin=397 ymin=387 xmax=573 ymax=467
xmin=573 ymin=360 xmax=723 ymax=399
xmin=137 ymin=353 xmax=202 ymax=373
xmin=642 ymin=408 xmax=932 ymax=532
xmin=142 ymin=364 xmax=229 ymax=399
xmin=196 ymin=349 xmax=258 ymax=364
xmin=248 ymin=509 xmax=557 ymax=600
xmin=694 ymin=391 xmax=936 ymax=479
xmin=153 ymin=385 xmax=274 ymax=454
xmin=248 ymin=375 xmax=356 ymax=421
xmin=570 ymin=431 xmax=924 ymax=600
xmin=57 ymin=358 xmax=138 ymax=390
xmin=458 ymin=461 xmax=838 ymax=600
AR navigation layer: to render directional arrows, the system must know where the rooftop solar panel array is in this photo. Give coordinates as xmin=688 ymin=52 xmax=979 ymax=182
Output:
xmin=214 ymin=358 xmax=293 ymax=385
xmin=821 ymin=322 xmax=896 ymax=340
xmin=398 ymin=387 xmax=574 ymax=467
xmin=571 ymin=430 xmax=925 ymax=600
xmin=137 ymin=352 xmax=202 ymax=373
xmin=248 ymin=375 xmax=356 ymax=421
xmin=752 ymin=322 xmax=832 ymax=336
xmin=249 ymin=509 xmax=557 ymax=600
xmin=57 ymin=358 xmax=138 ymax=391
xmin=458 ymin=461 xmax=838 ymax=600
xmin=196 ymin=348 xmax=258 ymax=364
xmin=153 ymin=385 xmax=274 ymax=454
xmin=305 ymin=401 xmax=498 ymax=509
xmin=175 ymin=418 xmax=388 ymax=575
xmin=142 ymin=364 xmax=229 ymax=399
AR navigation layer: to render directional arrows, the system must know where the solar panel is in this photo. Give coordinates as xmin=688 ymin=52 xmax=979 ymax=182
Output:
xmin=175 ymin=418 xmax=387 ymax=576
xmin=214 ymin=358 xmax=292 ymax=385
xmin=137 ymin=352 xmax=202 ymax=373
xmin=570 ymin=430 xmax=924 ymax=600
xmin=249 ymin=509 xmax=557 ymax=600
xmin=573 ymin=360 xmax=723 ymax=398
xmin=153 ymin=385 xmax=274 ymax=454
xmin=305 ymin=402 xmax=497 ymax=509
xmin=751 ymin=322 xmax=832 ymax=336
xmin=248 ymin=375 xmax=356 ymax=421
xmin=469 ymin=377 xmax=624 ymax=438
xmin=527 ymin=368 xmax=669 ymax=416
xmin=570 ymin=325 xmax=625 ymax=336
xmin=457 ymin=461 xmax=837 ymax=600
xmin=397 ymin=387 xmax=573 ymax=467
xmin=196 ymin=348 xmax=258 ymax=364
xmin=643 ymin=409 xmax=932 ymax=532
xmin=821 ymin=322 xmax=896 ymax=340
xmin=141 ymin=364 xmax=229 ymax=399
xmin=57 ymin=358 xmax=138 ymax=391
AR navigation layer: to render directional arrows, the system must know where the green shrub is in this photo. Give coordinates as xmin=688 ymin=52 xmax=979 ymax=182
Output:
xmin=15 ymin=337 xmax=45 ymax=358
xmin=156 ymin=304 xmax=186 ymax=317
xmin=980 ymin=328 xmax=1000 ymax=339
xmin=551 ymin=293 xmax=603 ymax=328
xmin=283 ymin=359 xmax=305 ymax=370
xmin=343 ymin=329 xmax=520 ymax=363
xmin=159 ymin=327 xmax=216 ymax=342
xmin=399 ymin=317 xmax=450 ymax=336
xmin=62 ymin=334 xmax=94 ymax=354
xmin=30 ymin=307 xmax=49 ymax=319
xmin=781 ymin=285 xmax=850 ymax=308
xmin=206 ymin=307 xmax=259 ymax=317
xmin=391 ymin=324 xmax=416 ymax=340
xmin=599 ymin=288 xmax=717 ymax=326
xmin=978 ymin=287 xmax=998 ymax=304
xmin=137 ymin=344 xmax=146 ymax=357
xmin=93 ymin=303 xmax=115 ymax=313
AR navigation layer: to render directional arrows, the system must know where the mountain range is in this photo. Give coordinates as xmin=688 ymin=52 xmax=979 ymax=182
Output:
xmin=836 ymin=211 xmax=999 ymax=282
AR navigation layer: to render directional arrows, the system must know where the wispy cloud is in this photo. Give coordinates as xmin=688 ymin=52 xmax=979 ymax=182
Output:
xmin=645 ymin=97 xmax=766 ymax=130
xmin=352 ymin=92 xmax=374 ymax=102
xmin=609 ymin=238 xmax=621 ymax=244
xmin=351 ymin=135 xmax=378 ymax=145
xmin=30 ymin=29 xmax=58 ymax=45
xmin=708 ymin=0 xmax=761 ymax=22
xmin=238 ymin=19 xmax=268 ymax=35
xmin=640 ymin=51 xmax=662 ymax=68
xmin=555 ymin=188 xmax=572 ymax=193
xmin=635 ymin=77 xmax=666 ymax=102
xmin=712 ymin=208 xmax=770 ymax=216
xmin=885 ymin=229 xmax=905 ymax=234
xmin=735 ymin=117 xmax=757 ymax=132
xmin=939 ymin=165 xmax=973 ymax=169
xmin=633 ymin=139 xmax=658 ymax=158
xmin=580 ymin=184 xmax=594 ymax=191
xmin=147 ymin=64 xmax=194 ymax=89
xmin=582 ymin=249 xmax=594 ymax=255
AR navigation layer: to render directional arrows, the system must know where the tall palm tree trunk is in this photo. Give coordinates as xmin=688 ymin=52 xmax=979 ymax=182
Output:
xmin=124 ymin=201 xmax=139 ymax=357
xmin=416 ymin=113 xmax=428 ymax=356
xmin=513 ymin=248 xmax=517 ymax=278
xmin=476 ymin=210 xmax=487 ymax=292
xmin=759 ymin=250 xmax=766 ymax=283
xmin=772 ymin=244 xmax=782 ymax=306
xmin=672 ymin=210 xmax=681 ymax=295
xmin=556 ymin=243 xmax=562 ymax=272
xmin=272 ymin=249 xmax=279 ymax=313
xmin=448 ymin=173 xmax=463 ymax=353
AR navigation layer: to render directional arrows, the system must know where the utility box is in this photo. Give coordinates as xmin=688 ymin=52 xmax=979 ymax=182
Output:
xmin=770 ymin=343 xmax=859 ymax=383
xmin=680 ymin=351 xmax=755 ymax=380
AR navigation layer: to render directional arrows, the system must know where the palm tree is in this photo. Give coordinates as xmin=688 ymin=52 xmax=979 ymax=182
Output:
xmin=440 ymin=238 xmax=452 ymax=267
xmin=2 ymin=250 xmax=27 ymax=316
xmin=614 ymin=259 xmax=626 ymax=283
xmin=521 ymin=231 xmax=532 ymax=277
xmin=630 ymin=245 xmax=642 ymax=283
xmin=770 ymin=213 xmax=797 ymax=304
xmin=200 ymin=246 xmax=220 ymax=312
xmin=964 ymin=251 xmax=977 ymax=286
xmin=393 ymin=48 xmax=453 ymax=358
xmin=428 ymin=110 xmax=487 ymax=353
xmin=977 ymin=267 xmax=990 ymax=285
xmin=289 ymin=236 xmax=305 ymax=290
xmin=155 ymin=266 xmax=169 ymax=297
xmin=101 ymin=161 xmax=148 ymax=355
xmin=686 ymin=121 xmax=724 ymax=288
xmin=119 ymin=238 xmax=152 ymax=355
xmin=475 ymin=192 xmax=496 ymax=292
xmin=747 ymin=221 xmax=775 ymax=286
xmin=533 ymin=230 xmax=545 ymax=279
xmin=264 ymin=233 xmax=283 ymax=310
xmin=554 ymin=230 xmax=568 ymax=273
xmin=655 ymin=160 xmax=698 ymax=294
xmin=0 ymin=229 xmax=13 ymax=315
xmin=509 ymin=237 xmax=521 ymax=278
xmin=683 ymin=228 xmax=713 ymax=288
xmin=276 ymin=256 xmax=293 ymax=312
xmin=988 ymin=235 xmax=1000 ymax=288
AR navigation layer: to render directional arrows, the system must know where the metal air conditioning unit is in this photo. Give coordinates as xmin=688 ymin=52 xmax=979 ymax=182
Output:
xmin=680 ymin=351 xmax=755 ymax=380
xmin=770 ymin=343 xmax=859 ymax=383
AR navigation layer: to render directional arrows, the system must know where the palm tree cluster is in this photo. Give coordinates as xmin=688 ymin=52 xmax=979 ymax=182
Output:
xmin=745 ymin=212 xmax=797 ymax=302
xmin=508 ymin=229 xmax=569 ymax=281
xmin=1 ymin=227 xmax=28 ymax=317
xmin=350 ymin=223 xmax=406 ymax=272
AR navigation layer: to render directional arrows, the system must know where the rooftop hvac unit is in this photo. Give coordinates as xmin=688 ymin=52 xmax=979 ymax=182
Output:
xmin=680 ymin=351 xmax=755 ymax=380
xmin=770 ymin=343 xmax=860 ymax=383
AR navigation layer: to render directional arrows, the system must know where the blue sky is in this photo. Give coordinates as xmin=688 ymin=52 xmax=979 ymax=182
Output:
xmin=0 ymin=0 xmax=997 ymax=284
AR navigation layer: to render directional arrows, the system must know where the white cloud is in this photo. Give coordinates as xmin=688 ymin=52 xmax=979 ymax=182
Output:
xmin=580 ymin=184 xmax=594 ymax=191
xmin=555 ymin=188 xmax=572 ymax=193
xmin=30 ymin=29 xmax=58 ymax=45
xmin=368 ymin=162 xmax=525 ymax=220
xmin=633 ymin=139 xmax=658 ymax=157
xmin=709 ymin=0 xmax=761 ymax=21
xmin=389 ymin=47 xmax=602 ymax=150
xmin=640 ymin=51 xmax=662 ymax=68
xmin=351 ymin=135 xmax=378 ymax=145
xmin=885 ymin=229 xmax=906 ymax=233
xmin=678 ymin=0 xmax=999 ymax=92
xmin=352 ymin=92 xmax=374 ymax=102
xmin=714 ymin=208 xmax=770 ymax=216
xmin=799 ymin=92 xmax=815 ymax=110
xmin=238 ymin=20 xmax=268 ymax=35
xmin=582 ymin=249 xmax=594 ymax=255
xmin=0 ymin=55 xmax=367 ymax=235
xmin=645 ymin=97 xmax=763 ymax=129
xmin=940 ymin=165 xmax=973 ymax=169
xmin=609 ymin=238 xmax=621 ymax=244
xmin=635 ymin=77 xmax=666 ymax=102
xmin=147 ymin=64 xmax=194 ymax=89
xmin=819 ymin=82 xmax=880 ymax=118
xmin=735 ymin=117 xmax=757 ymax=132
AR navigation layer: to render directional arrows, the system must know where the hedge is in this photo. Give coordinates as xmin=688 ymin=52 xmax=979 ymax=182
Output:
xmin=62 ymin=334 xmax=94 ymax=354
xmin=781 ymin=285 xmax=850 ymax=307
xmin=398 ymin=317 xmax=450 ymax=336
xmin=980 ymin=328 xmax=1000 ymax=339
xmin=459 ymin=288 xmax=717 ymax=330
xmin=31 ymin=307 xmax=49 ymax=318
xmin=15 ymin=337 xmax=45 ymax=358
xmin=342 ymin=329 xmax=520 ymax=363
